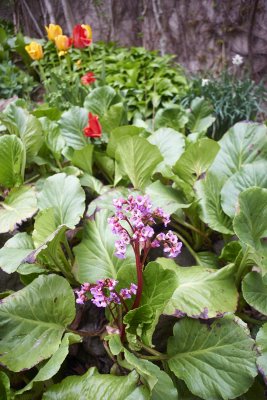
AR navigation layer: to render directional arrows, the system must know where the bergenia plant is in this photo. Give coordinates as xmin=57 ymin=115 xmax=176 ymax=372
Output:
xmin=76 ymin=194 xmax=182 ymax=340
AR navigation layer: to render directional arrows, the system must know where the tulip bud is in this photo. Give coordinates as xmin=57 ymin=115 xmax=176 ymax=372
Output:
xmin=45 ymin=24 xmax=63 ymax=41
xmin=25 ymin=42 xmax=44 ymax=61
xmin=55 ymin=34 xmax=72 ymax=51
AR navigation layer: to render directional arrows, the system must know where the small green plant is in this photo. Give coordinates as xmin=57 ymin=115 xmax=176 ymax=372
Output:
xmin=0 ymin=61 xmax=36 ymax=99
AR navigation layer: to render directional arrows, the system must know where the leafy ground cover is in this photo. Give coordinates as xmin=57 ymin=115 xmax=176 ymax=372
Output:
xmin=0 ymin=22 xmax=267 ymax=400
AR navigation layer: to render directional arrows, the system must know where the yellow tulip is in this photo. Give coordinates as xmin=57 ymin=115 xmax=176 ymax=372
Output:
xmin=25 ymin=42 xmax=43 ymax=60
xmin=81 ymin=24 xmax=92 ymax=39
xmin=55 ymin=35 xmax=71 ymax=51
xmin=45 ymin=24 xmax=62 ymax=41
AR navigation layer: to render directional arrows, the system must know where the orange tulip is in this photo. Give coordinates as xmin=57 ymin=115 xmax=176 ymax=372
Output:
xmin=45 ymin=24 xmax=62 ymax=41
xmin=55 ymin=35 xmax=72 ymax=51
xmin=25 ymin=42 xmax=43 ymax=60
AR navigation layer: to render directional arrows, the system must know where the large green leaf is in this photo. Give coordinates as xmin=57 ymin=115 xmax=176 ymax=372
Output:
xmin=40 ymin=117 xmax=65 ymax=160
xmin=59 ymin=106 xmax=88 ymax=149
xmin=154 ymin=105 xmax=189 ymax=131
xmin=69 ymin=144 xmax=93 ymax=175
xmin=233 ymin=187 xmax=267 ymax=256
xmin=0 ymin=135 xmax=25 ymax=188
xmin=256 ymin=323 xmax=267 ymax=381
xmin=158 ymin=259 xmax=238 ymax=318
xmin=16 ymin=333 xmax=81 ymax=395
xmin=115 ymin=136 xmax=162 ymax=189
xmin=242 ymin=271 xmax=267 ymax=315
xmin=146 ymin=180 xmax=189 ymax=215
xmin=37 ymin=173 xmax=85 ymax=229
xmin=0 ymin=274 xmax=75 ymax=372
xmin=195 ymin=173 xmax=233 ymax=234
xmin=167 ymin=317 xmax=257 ymax=399
xmin=221 ymin=161 xmax=267 ymax=218
xmin=0 ymin=186 xmax=37 ymax=234
xmin=73 ymin=209 xmax=135 ymax=283
xmin=123 ymin=349 xmax=178 ymax=400
xmin=210 ymin=122 xmax=267 ymax=180
xmin=43 ymin=368 xmax=140 ymax=400
xmin=107 ymin=125 xmax=143 ymax=158
xmin=0 ymin=232 xmax=34 ymax=273
xmin=173 ymin=138 xmax=219 ymax=186
xmin=0 ymin=372 xmax=10 ymax=400
xmin=0 ymin=104 xmax=43 ymax=160
xmin=187 ymin=97 xmax=215 ymax=135
xmin=148 ymin=127 xmax=185 ymax=167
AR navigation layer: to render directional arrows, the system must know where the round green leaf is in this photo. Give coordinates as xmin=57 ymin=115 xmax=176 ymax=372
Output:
xmin=233 ymin=187 xmax=267 ymax=256
xmin=221 ymin=161 xmax=267 ymax=218
xmin=0 ymin=274 xmax=75 ymax=372
xmin=107 ymin=125 xmax=143 ymax=158
xmin=0 ymin=186 xmax=37 ymax=234
xmin=59 ymin=106 xmax=88 ymax=149
xmin=73 ymin=209 xmax=135 ymax=283
xmin=0 ymin=135 xmax=25 ymax=188
xmin=37 ymin=173 xmax=85 ymax=229
xmin=0 ymin=232 xmax=34 ymax=273
xmin=167 ymin=317 xmax=257 ymax=399
xmin=256 ymin=323 xmax=267 ymax=381
xmin=242 ymin=271 xmax=267 ymax=315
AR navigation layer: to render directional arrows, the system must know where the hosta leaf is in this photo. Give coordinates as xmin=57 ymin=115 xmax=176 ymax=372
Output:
xmin=0 ymin=274 xmax=75 ymax=372
xmin=221 ymin=161 xmax=267 ymax=218
xmin=187 ymin=97 xmax=215 ymax=135
xmin=73 ymin=209 xmax=135 ymax=283
xmin=158 ymin=259 xmax=238 ymax=318
xmin=146 ymin=180 xmax=189 ymax=215
xmin=0 ymin=232 xmax=34 ymax=273
xmin=0 ymin=135 xmax=25 ymax=188
xmin=256 ymin=323 xmax=267 ymax=382
xmin=0 ymin=186 xmax=37 ymax=234
xmin=42 ymin=368 xmax=139 ymax=400
xmin=123 ymin=349 xmax=178 ymax=400
xmin=195 ymin=172 xmax=233 ymax=234
xmin=148 ymin=127 xmax=185 ymax=167
xmin=0 ymin=104 xmax=43 ymax=160
xmin=233 ymin=187 xmax=267 ymax=256
xmin=210 ymin=122 xmax=267 ymax=180
xmin=115 ymin=136 xmax=162 ymax=189
xmin=107 ymin=125 xmax=143 ymax=158
xmin=242 ymin=272 xmax=267 ymax=315
xmin=69 ymin=144 xmax=93 ymax=175
xmin=37 ymin=173 xmax=85 ymax=229
xmin=59 ymin=106 xmax=88 ymax=149
xmin=167 ymin=317 xmax=257 ymax=400
xmin=16 ymin=333 xmax=81 ymax=395
xmin=172 ymin=138 xmax=219 ymax=186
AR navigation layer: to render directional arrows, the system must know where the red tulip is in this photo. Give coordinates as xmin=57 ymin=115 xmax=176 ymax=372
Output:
xmin=81 ymin=72 xmax=96 ymax=85
xmin=73 ymin=24 xmax=92 ymax=48
xmin=83 ymin=113 xmax=102 ymax=138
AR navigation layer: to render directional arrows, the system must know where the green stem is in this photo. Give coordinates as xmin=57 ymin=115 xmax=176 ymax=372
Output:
xmin=24 ymin=174 xmax=40 ymax=184
xmin=173 ymin=216 xmax=208 ymax=239
xmin=133 ymin=352 xmax=169 ymax=360
xmin=170 ymin=221 xmax=193 ymax=244
xmin=136 ymin=339 xmax=166 ymax=357
xmin=175 ymin=231 xmax=201 ymax=265
xmin=237 ymin=313 xmax=263 ymax=326
xmin=63 ymin=235 xmax=74 ymax=264
xmin=235 ymin=246 xmax=250 ymax=286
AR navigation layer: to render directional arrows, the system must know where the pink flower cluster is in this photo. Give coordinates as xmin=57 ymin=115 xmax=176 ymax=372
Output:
xmin=108 ymin=194 xmax=182 ymax=259
xmin=75 ymin=278 xmax=137 ymax=308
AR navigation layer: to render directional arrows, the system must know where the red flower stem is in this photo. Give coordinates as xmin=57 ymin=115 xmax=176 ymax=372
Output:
xmin=132 ymin=241 xmax=143 ymax=310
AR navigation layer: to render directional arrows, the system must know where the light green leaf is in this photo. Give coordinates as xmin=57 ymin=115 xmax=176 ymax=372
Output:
xmin=73 ymin=209 xmax=135 ymax=283
xmin=167 ymin=317 xmax=257 ymax=399
xmin=0 ymin=104 xmax=43 ymax=160
xmin=256 ymin=323 xmax=267 ymax=381
xmin=124 ymin=305 xmax=154 ymax=351
xmin=107 ymin=125 xmax=143 ymax=158
xmin=16 ymin=333 xmax=81 ymax=395
xmin=242 ymin=271 xmax=267 ymax=315
xmin=0 ymin=274 xmax=75 ymax=372
xmin=40 ymin=117 xmax=65 ymax=160
xmin=158 ymin=259 xmax=238 ymax=318
xmin=86 ymin=187 xmax=128 ymax=217
xmin=148 ymin=127 xmax=185 ymax=167
xmin=0 ymin=135 xmax=25 ymax=188
xmin=210 ymin=122 xmax=267 ymax=180
xmin=32 ymin=208 xmax=57 ymax=247
xmin=187 ymin=97 xmax=215 ymax=135
xmin=0 ymin=371 xmax=10 ymax=400
xmin=221 ymin=161 xmax=267 ymax=218
xmin=146 ymin=180 xmax=189 ymax=215
xmin=94 ymin=151 xmax=115 ymax=183
xmin=43 ymin=368 xmax=139 ymax=400
xmin=0 ymin=186 xmax=37 ymax=234
xmin=233 ymin=187 xmax=267 ymax=256
xmin=154 ymin=105 xmax=189 ymax=131
xmin=79 ymin=173 xmax=107 ymax=195
xmin=0 ymin=232 xmax=34 ymax=273
xmin=59 ymin=106 xmax=88 ymax=149
xmin=195 ymin=173 xmax=233 ymax=234
xmin=115 ymin=136 xmax=163 ymax=189
xmin=69 ymin=144 xmax=93 ymax=175
xmin=37 ymin=173 xmax=85 ymax=229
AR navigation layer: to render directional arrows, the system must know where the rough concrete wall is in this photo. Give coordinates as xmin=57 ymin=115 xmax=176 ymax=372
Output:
xmin=1 ymin=0 xmax=267 ymax=76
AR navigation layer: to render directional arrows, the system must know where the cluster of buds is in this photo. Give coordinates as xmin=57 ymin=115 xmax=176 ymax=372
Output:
xmin=108 ymin=195 xmax=182 ymax=259
xmin=76 ymin=278 xmax=137 ymax=308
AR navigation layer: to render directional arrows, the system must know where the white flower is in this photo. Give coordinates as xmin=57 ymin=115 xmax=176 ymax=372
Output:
xmin=232 ymin=54 xmax=243 ymax=66
xmin=201 ymin=79 xmax=210 ymax=87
